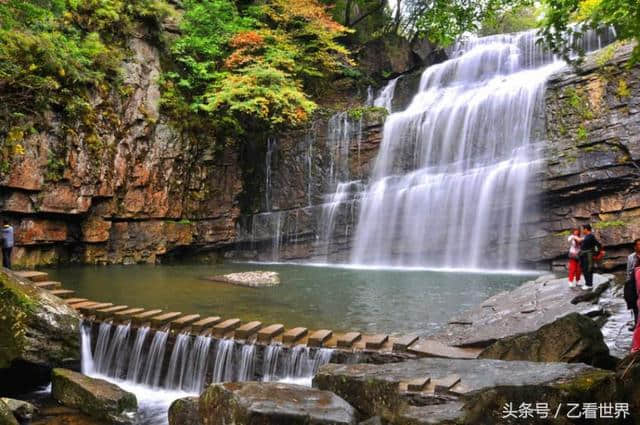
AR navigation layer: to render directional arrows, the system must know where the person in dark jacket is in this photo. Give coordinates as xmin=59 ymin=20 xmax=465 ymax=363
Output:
xmin=626 ymin=239 xmax=640 ymax=330
xmin=1 ymin=220 xmax=14 ymax=269
xmin=578 ymin=224 xmax=601 ymax=290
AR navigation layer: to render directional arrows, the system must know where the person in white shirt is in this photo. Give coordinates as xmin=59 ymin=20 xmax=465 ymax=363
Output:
xmin=567 ymin=228 xmax=582 ymax=288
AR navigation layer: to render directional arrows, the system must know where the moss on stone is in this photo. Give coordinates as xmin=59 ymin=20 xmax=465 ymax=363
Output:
xmin=594 ymin=220 xmax=626 ymax=229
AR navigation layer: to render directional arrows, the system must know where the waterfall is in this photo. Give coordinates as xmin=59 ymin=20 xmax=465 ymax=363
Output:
xmin=262 ymin=344 xmax=282 ymax=381
xmin=265 ymin=136 xmax=277 ymax=210
xmin=81 ymin=321 xmax=334 ymax=396
xmin=212 ymin=339 xmax=236 ymax=382
xmin=164 ymin=333 xmax=192 ymax=390
xmin=142 ymin=330 xmax=169 ymax=388
xmin=127 ymin=326 xmax=150 ymax=383
xmin=183 ymin=335 xmax=212 ymax=393
xmin=93 ymin=321 xmax=112 ymax=372
xmin=237 ymin=344 xmax=257 ymax=381
xmin=81 ymin=323 xmax=94 ymax=375
xmin=373 ymin=77 xmax=399 ymax=112
xmin=346 ymin=29 xmax=616 ymax=270
xmin=327 ymin=112 xmax=356 ymax=189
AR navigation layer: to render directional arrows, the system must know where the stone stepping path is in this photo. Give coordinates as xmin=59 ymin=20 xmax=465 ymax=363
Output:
xmin=214 ymin=318 xmax=241 ymax=337
xmin=132 ymin=309 xmax=163 ymax=325
xmin=337 ymin=332 xmax=362 ymax=348
xmin=257 ymin=324 xmax=284 ymax=343
xmin=191 ymin=316 xmax=222 ymax=333
xmin=283 ymin=327 xmax=307 ymax=343
xmin=95 ymin=305 xmax=129 ymax=319
xmin=21 ymin=270 xmax=482 ymax=357
xmin=15 ymin=271 xmax=49 ymax=282
xmin=235 ymin=321 xmax=262 ymax=339
xmin=48 ymin=289 xmax=75 ymax=298
xmin=308 ymin=330 xmax=332 ymax=347
xmin=170 ymin=314 xmax=201 ymax=331
xmin=35 ymin=281 xmax=62 ymax=290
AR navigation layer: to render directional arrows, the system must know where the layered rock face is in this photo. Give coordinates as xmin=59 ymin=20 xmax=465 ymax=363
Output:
xmin=0 ymin=269 xmax=80 ymax=377
xmin=1 ymin=33 xmax=638 ymax=270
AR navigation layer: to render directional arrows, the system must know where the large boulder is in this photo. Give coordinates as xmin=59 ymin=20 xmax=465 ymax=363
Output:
xmin=0 ymin=269 xmax=80 ymax=391
xmin=314 ymin=358 xmax=629 ymax=425
xmin=0 ymin=400 xmax=18 ymax=425
xmin=617 ymin=352 xmax=640 ymax=419
xmin=431 ymin=273 xmax=613 ymax=348
xmin=196 ymin=382 xmax=357 ymax=425
xmin=51 ymin=368 xmax=137 ymax=425
xmin=479 ymin=312 xmax=615 ymax=368
xmin=168 ymin=397 xmax=201 ymax=425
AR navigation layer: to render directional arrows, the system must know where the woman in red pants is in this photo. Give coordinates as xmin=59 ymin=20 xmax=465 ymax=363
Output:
xmin=567 ymin=228 xmax=582 ymax=288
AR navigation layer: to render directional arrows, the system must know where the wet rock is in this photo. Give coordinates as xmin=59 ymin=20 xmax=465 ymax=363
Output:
xmin=168 ymin=397 xmax=201 ymax=425
xmin=314 ymin=358 xmax=627 ymax=424
xmin=431 ymin=273 xmax=614 ymax=348
xmin=0 ymin=269 xmax=80 ymax=376
xmin=359 ymin=416 xmax=383 ymax=425
xmin=198 ymin=381 xmax=357 ymax=425
xmin=357 ymin=35 xmax=420 ymax=79
xmin=202 ymin=271 xmax=280 ymax=287
xmin=0 ymin=398 xmax=37 ymax=422
xmin=479 ymin=312 xmax=615 ymax=368
xmin=51 ymin=368 xmax=137 ymax=425
xmin=0 ymin=400 xmax=18 ymax=425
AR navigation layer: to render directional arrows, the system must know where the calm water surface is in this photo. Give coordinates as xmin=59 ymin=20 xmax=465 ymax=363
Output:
xmin=44 ymin=263 xmax=537 ymax=336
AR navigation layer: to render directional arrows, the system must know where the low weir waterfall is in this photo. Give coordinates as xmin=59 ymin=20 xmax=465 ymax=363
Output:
xmin=81 ymin=321 xmax=334 ymax=393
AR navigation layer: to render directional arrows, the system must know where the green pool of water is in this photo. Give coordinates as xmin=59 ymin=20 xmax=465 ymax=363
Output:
xmin=43 ymin=263 xmax=537 ymax=336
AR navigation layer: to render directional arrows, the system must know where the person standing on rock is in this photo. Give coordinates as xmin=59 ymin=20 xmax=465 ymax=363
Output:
xmin=626 ymin=239 xmax=640 ymax=330
xmin=578 ymin=224 xmax=601 ymax=291
xmin=1 ymin=220 xmax=14 ymax=269
xmin=630 ymin=240 xmax=640 ymax=353
xmin=567 ymin=228 xmax=582 ymax=288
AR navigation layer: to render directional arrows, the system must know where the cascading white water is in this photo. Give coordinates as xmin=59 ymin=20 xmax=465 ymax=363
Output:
xmin=373 ymin=76 xmax=399 ymax=112
xmin=164 ymin=333 xmax=192 ymax=390
xmin=127 ymin=326 xmax=150 ymax=382
xmin=183 ymin=334 xmax=212 ymax=392
xmin=142 ymin=330 xmax=169 ymax=388
xmin=237 ymin=344 xmax=256 ymax=381
xmin=212 ymin=339 xmax=235 ymax=382
xmin=348 ymin=28 xmax=615 ymax=269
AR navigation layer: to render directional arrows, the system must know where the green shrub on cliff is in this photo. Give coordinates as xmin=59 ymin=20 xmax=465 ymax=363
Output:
xmin=162 ymin=0 xmax=352 ymax=135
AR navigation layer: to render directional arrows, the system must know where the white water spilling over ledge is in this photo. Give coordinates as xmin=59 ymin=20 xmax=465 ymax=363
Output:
xmin=347 ymin=28 xmax=616 ymax=269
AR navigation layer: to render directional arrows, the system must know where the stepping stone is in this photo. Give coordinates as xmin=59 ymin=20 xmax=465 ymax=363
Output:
xmin=78 ymin=302 xmax=113 ymax=313
xmin=406 ymin=377 xmax=431 ymax=392
xmin=170 ymin=314 xmax=201 ymax=331
xmin=35 ymin=281 xmax=62 ymax=290
xmin=392 ymin=335 xmax=419 ymax=352
xmin=365 ymin=334 xmax=388 ymax=350
xmin=15 ymin=271 xmax=49 ymax=282
xmin=64 ymin=298 xmax=88 ymax=305
xmin=235 ymin=321 xmax=263 ymax=339
xmin=70 ymin=301 xmax=99 ymax=310
xmin=257 ymin=324 xmax=284 ymax=343
xmin=94 ymin=305 xmax=129 ymax=319
xmin=191 ymin=316 xmax=222 ymax=333
xmin=213 ymin=318 xmax=241 ymax=337
xmin=150 ymin=312 xmax=183 ymax=327
xmin=282 ymin=327 xmax=308 ymax=344
xmin=308 ymin=330 xmax=332 ymax=347
xmin=337 ymin=332 xmax=362 ymax=348
xmin=407 ymin=339 xmax=481 ymax=359
xmin=113 ymin=308 xmax=146 ymax=322
xmin=433 ymin=374 xmax=461 ymax=394
xmin=48 ymin=289 xmax=75 ymax=299
xmin=132 ymin=309 xmax=163 ymax=325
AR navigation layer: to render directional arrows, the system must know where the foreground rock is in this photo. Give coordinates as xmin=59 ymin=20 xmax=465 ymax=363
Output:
xmin=51 ymin=368 xmax=137 ymax=425
xmin=0 ymin=400 xmax=18 ymax=425
xmin=479 ymin=312 xmax=616 ymax=368
xmin=171 ymin=382 xmax=357 ymax=425
xmin=431 ymin=273 xmax=612 ymax=347
xmin=617 ymin=352 xmax=640 ymax=418
xmin=0 ymin=269 xmax=80 ymax=391
xmin=314 ymin=358 xmax=629 ymax=424
xmin=0 ymin=398 xmax=37 ymax=422
xmin=202 ymin=271 xmax=280 ymax=288
xmin=168 ymin=397 xmax=200 ymax=425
